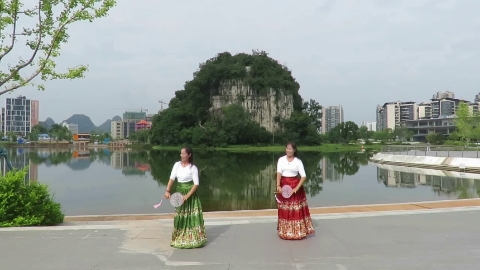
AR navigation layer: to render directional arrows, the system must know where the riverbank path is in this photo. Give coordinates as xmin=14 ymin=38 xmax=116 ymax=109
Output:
xmin=1 ymin=203 xmax=480 ymax=269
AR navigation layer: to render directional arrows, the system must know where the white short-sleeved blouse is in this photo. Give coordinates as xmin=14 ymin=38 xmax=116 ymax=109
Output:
xmin=169 ymin=161 xmax=199 ymax=185
xmin=276 ymin=155 xmax=306 ymax=177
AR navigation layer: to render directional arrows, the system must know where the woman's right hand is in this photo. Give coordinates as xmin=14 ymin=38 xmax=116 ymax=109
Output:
xmin=276 ymin=185 xmax=282 ymax=193
xmin=164 ymin=191 xmax=170 ymax=199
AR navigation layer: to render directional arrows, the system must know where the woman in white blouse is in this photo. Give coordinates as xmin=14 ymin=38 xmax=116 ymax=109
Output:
xmin=276 ymin=141 xmax=315 ymax=240
xmin=164 ymin=146 xmax=207 ymax=248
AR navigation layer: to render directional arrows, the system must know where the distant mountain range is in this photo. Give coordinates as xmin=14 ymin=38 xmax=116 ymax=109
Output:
xmin=39 ymin=114 xmax=122 ymax=133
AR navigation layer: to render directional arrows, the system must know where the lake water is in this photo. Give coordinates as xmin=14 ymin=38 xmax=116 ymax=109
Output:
xmin=3 ymin=148 xmax=480 ymax=216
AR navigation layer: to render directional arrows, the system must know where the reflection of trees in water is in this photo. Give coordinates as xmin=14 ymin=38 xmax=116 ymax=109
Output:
xmin=148 ymin=150 xmax=281 ymax=211
xmin=144 ymin=150 xmax=372 ymax=211
xmin=326 ymin=151 xmax=373 ymax=176
xmin=376 ymin=167 xmax=480 ymax=199
xmin=8 ymin=147 xmax=374 ymax=211
xmin=26 ymin=149 xmax=113 ymax=171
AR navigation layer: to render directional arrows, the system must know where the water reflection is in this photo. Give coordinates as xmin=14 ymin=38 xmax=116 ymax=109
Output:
xmin=2 ymin=148 xmax=377 ymax=215
xmin=376 ymin=164 xmax=480 ymax=199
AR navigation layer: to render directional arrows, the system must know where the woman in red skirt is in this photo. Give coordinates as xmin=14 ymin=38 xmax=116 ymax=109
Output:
xmin=276 ymin=141 xmax=315 ymax=240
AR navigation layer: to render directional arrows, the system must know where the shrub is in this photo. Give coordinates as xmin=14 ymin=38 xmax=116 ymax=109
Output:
xmin=0 ymin=167 xmax=64 ymax=227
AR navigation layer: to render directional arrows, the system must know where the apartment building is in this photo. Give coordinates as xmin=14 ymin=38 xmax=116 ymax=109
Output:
xmin=361 ymin=121 xmax=377 ymax=132
xmin=376 ymin=102 xmax=400 ymax=131
xmin=417 ymin=102 xmax=432 ymax=119
xmin=430 ymin=97 xmax=469 ymax=118
xmin=111 ymin=120 xmax=124 ymax=139
xmin=432 ymin=91 xmax=455 ymax=100
xmin=111 ymin=110 xmax=150 ymax=139
xmin=321 ymin=105 xmax=344 ymax=134
xmin=2 ymin=96 xmax=39 ymax=137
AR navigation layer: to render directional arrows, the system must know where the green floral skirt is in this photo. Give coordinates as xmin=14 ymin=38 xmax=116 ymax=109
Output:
xmin=170 ymin=182 xmax=207 ymax=249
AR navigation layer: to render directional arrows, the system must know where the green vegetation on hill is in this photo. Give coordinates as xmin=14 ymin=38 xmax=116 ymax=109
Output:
xmin=150 ymin=50 xmax=323 ymax=147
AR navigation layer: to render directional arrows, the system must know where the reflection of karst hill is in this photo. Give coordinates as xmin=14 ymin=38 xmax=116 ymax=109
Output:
xmin=65 ymin=158 xmax=92 ymax=171
xmin=376 ymin=165 xmax=480 ymax=199
xmin=211 ymin=163 xmax=277 ymax=210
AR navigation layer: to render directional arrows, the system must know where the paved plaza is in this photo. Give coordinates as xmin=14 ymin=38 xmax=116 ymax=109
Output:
xmin=2 ymin=206 xmax=480 ymax=269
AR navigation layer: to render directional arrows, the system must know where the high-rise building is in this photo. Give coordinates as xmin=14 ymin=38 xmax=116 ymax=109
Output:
xmin=321 ymin=105 xmax=344 ymax=134
xmin=432 ymin=91 xmax=455 ymax=100
xmin=430 ymin=97 xmax=469 ymax=118
xmin=417 ymin=102 xmax=432 ymax=119
xmin=376 ymin=101 xmax=417 ymax=131
xmin=361 ymin=121 xmax=377 ymax=132
xmin=3 ymin=96 xmax=39 ymax=137
xmin=111 ymin=120 xmax=124 ymax=139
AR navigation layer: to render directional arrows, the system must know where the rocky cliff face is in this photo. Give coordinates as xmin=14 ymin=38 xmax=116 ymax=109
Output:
xmin=211 ymin=80 xmax=294 ymax=132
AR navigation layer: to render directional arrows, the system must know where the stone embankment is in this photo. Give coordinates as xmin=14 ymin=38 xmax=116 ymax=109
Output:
xmin=370 ymin=152 xmax=480 ymax=173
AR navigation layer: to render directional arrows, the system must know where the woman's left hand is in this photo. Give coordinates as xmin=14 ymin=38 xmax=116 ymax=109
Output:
xmin=183 ymin=195 xmax=189 ymax=202
xmin=293 ymin=187 xmax=299 ymax=193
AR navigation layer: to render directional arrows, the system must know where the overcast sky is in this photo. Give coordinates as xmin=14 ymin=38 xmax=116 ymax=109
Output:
xmin=3 ymin=0 xmax=480 ymax=126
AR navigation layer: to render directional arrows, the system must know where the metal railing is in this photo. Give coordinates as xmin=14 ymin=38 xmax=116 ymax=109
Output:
xmin=381 ymin=145 xmax=480 ymax=158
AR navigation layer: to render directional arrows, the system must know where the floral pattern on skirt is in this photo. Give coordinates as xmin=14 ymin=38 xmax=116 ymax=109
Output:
xmin=277 ymin=176 xmax=315 ymax=240
xmin=170 ymin=182 xmax=207 ymax=249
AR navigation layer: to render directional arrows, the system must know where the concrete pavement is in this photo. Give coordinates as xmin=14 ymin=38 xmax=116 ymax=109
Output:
xmin=2 ymin=205 xmax=480 ymax=269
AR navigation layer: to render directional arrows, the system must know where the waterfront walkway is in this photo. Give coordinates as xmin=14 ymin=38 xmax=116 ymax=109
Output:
xmin=2 ymin=200 xmax=480 ymax=269
xmin=385 ymin=149 xmax=480 ymax=158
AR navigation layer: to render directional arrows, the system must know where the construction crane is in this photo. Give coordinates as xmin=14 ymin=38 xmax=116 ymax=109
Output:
xmin=113 ymin=107 xmax=148 ymax=112
xmin=159 ymin=100 xmax=167 ymax=111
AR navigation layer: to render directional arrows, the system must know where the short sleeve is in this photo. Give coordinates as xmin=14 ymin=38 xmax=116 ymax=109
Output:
xmin=169 ymin=162 xmax=179 ymax=180
xmin=276 ymin=158 xmax=282 ymax=174
xmin=191 ymin=165 xmax=199 ymax=185
xmin=297 ymin=159 xmax=306 ymax=177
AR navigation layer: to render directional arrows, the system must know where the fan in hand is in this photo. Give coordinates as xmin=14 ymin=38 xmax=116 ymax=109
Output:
xmin=281 ymin=185 xmax=293 ymax=198
xmin=169 ymin=192 xmax=184 ymax=207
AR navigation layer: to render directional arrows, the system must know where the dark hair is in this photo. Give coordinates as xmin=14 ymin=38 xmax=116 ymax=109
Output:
xmin=181 ymin=146 xmax=194 ymax=167
xmin=285 ymin=141 xmax=298 ymax=157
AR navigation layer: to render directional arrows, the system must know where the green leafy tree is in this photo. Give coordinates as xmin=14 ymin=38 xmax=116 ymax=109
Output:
xmin=393 ymin=126 xmax=414 ymax=142
xmin=426 ymin=133 xmax=445 ymax=145
xmin=454 ymin=102 xmax=476 ymax=145
xmin=359 ymin=126 xmax=369 ymax=140
xmin=328 ymin=121 xmax=359 ymax=144
xmin=49 ymin=124 xmax=71 ymax=141
xmin=278 ymin=112 xmax=322 ymax=145
xmin=7 ymin=131 xmax=16 ymax=142
xmin=0 ymin=0 xmax=116 ymax=95
xmin=28 ymin=124 xmax=48 ymax=142
xmin=373 ymin=128 xmax=394 ymax=141
xmin=90 ymin=130 xmax=108 ymax=142
xmin=129 ymin=129 xmax=151 ymax=144
xmin=31 ymin=124 xmax=47 ymax=134
xmin=302 ymin=99 xmax=322 ymax=132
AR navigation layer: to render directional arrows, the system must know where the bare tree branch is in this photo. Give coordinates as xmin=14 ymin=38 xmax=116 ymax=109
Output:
xmin=0 ymin=4 xmax=87 ymax=95
xmin=0 ymin=0 xmax=19 ymax=61
xmin=0 ymin=0 xmax=43 ymax=89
